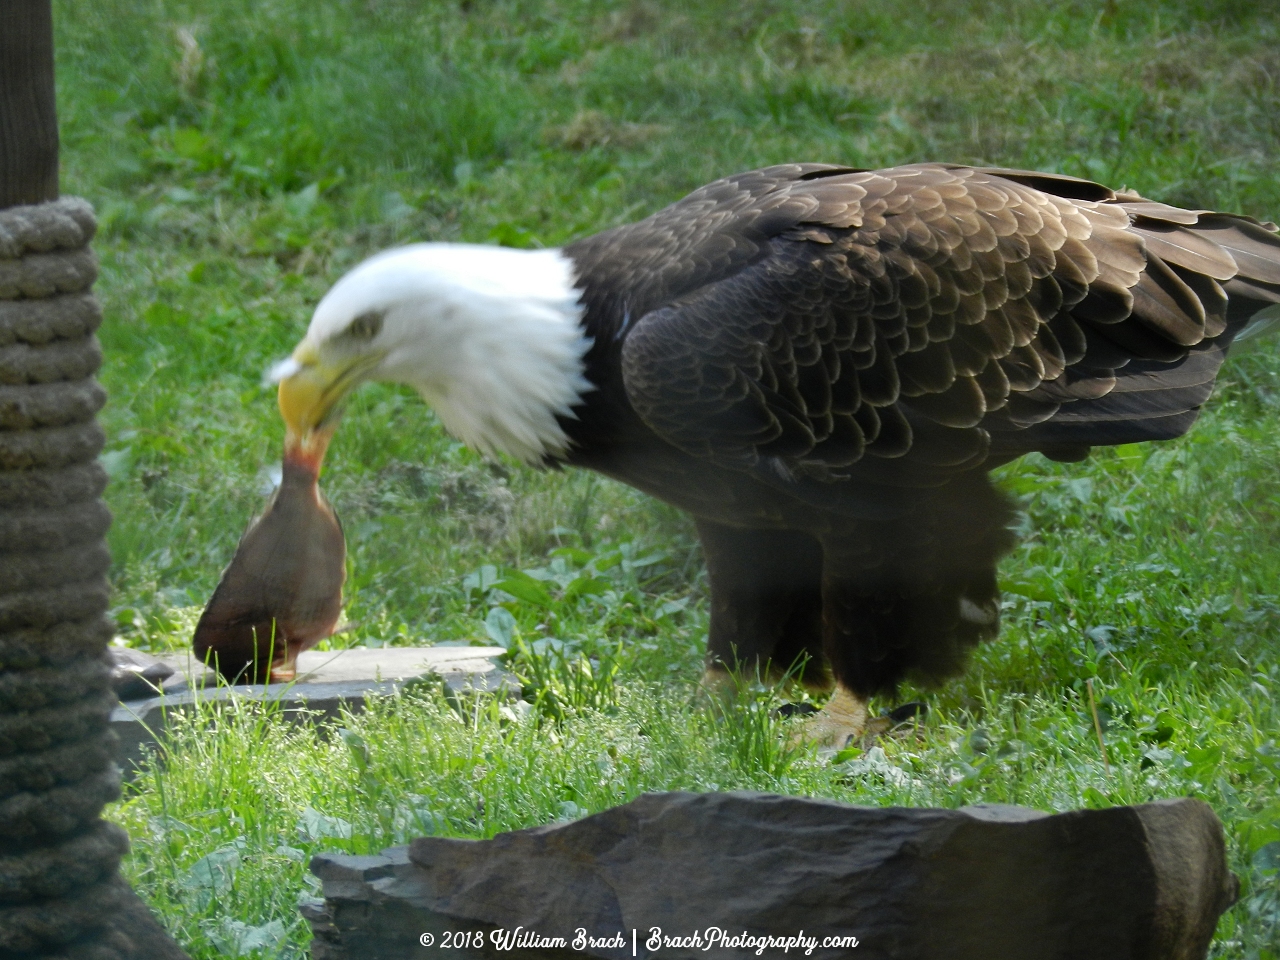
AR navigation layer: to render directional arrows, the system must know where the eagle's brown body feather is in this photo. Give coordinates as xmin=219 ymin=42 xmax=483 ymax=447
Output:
xmin=559 ymin=163 xmax=1280 ymax=697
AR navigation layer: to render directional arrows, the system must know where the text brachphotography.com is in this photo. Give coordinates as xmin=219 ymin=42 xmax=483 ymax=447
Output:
xmin=418 ymin=926 xmax=860 ymax=956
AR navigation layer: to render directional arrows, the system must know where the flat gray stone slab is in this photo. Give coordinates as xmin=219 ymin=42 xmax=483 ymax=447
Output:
xmin=304 ymin=791 xmax=1238 ymax=960
xmin=145 ymin=645 xmax=509 ymax=694
xmin=111 ymin=646 xmax=512 ymax=778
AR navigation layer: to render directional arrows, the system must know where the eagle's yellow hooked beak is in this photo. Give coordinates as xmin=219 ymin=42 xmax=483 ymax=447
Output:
xmin=275 ymin=340 xmax=366 ymax=468
xmin=277 ymin=342 xmax=330 ymax=434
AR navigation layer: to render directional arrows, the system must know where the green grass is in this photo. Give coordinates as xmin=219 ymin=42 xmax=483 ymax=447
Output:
xmin=49 ymin=0 xmax=1280 ymax=955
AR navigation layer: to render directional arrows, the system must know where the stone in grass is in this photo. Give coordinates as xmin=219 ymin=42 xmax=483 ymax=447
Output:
xmin=109 ymin=647 xmax=516 ymax=779
xmin=303 ymin=791 xmax=1238 ymax=960
xmin=107 ymin=646 xmax=175 ymax=701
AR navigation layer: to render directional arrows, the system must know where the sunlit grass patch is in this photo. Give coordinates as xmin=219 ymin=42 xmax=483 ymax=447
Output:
xmin=116 ymin=646 xmax=1279 ymax=957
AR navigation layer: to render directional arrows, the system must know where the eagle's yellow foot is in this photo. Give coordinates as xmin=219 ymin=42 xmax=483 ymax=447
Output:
xmin=792 ymin=696 xmax=929 ymax=750
xmin=789 ymin=685 xmax=879 ymax=749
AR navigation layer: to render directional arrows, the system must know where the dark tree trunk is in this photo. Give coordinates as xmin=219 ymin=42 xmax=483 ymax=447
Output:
xmin=0 ymin=0 xmax=60 ymax=207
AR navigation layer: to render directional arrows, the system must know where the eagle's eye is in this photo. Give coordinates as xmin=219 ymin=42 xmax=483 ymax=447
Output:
xmin=349 ymin=310 xmax=385 ymax=341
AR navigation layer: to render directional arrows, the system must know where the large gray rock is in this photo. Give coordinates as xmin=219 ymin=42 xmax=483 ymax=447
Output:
xmin=303 ymin=791 xmax=1237 ymax=960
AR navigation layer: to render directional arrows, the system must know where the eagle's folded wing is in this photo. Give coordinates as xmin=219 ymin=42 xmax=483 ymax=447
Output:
xmin=618 ymin=165 xmax=1280 ymax=500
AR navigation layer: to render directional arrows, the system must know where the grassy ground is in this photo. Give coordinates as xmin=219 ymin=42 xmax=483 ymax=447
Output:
xmin=52 ymin=0 xmax=1280 ymax=955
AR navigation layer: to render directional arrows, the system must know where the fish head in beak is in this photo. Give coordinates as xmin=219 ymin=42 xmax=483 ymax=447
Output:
xmin=275 ymin=337 xmax=380 ymax=474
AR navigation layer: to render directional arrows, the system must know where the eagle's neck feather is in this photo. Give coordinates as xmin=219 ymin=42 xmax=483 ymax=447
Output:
xmin=336 ymin=244 xmax=592 ymax=463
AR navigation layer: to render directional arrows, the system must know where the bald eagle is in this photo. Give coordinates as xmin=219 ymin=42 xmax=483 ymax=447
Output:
xmin=274 ymin=163 xmax=1280 ymax=745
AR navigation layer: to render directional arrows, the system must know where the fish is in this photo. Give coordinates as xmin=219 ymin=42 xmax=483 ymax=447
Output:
xmin=192 ymin=424 xmax=346 ymax=684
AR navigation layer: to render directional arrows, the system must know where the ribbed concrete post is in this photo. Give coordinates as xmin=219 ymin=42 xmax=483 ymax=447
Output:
xmin=0 ymin=2 xmax=191 ymax=956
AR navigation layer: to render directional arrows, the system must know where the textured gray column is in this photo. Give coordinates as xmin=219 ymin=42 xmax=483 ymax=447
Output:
xmin=0 ymin=201 xmax=191 ymax=958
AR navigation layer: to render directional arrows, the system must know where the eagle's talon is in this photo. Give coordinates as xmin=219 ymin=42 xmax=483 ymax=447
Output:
xmin=774 ymin=701 xmax=820 ymax=719
xmin=886 ymin=701 xmax=928 ymax=725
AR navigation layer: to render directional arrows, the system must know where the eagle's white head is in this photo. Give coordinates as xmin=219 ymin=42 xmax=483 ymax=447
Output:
xmin=275 ymin=243 xmax=592 ymax=463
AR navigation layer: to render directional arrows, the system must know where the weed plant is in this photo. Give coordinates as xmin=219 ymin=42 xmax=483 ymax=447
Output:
xmin=48 ymin=0 xmax=1280 ymax=956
